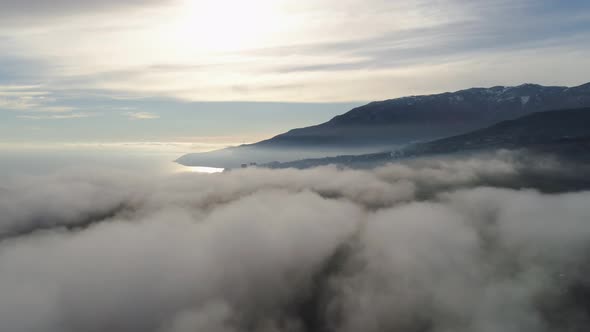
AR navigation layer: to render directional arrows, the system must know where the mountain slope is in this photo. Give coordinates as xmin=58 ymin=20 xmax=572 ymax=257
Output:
xmin=409 ymin=108 xmax=589 ymax=151
xmin=265 ymin=107 xmax=590 ymax=169
xmin=178 ymin=82 xmax=590 ymax=168
xmin=262 ymin=82 xmax=590 ymax=147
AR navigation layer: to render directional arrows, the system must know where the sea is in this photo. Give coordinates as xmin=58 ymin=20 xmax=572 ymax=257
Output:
xmin=0 ymin=147 xmax=224 ymax=179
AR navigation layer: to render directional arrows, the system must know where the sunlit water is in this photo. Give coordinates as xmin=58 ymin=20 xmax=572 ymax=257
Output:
xmin=185 ymin=166 xmax=225 ymax=173
xmin=0 ymin=149 xmax=226 ymax=178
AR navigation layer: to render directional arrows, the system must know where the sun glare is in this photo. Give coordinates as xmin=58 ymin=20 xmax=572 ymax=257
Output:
xmin=171 ymin=0 xmax=284 ymax=52
xmin=187 ymin=166 xmax=225 ymax=174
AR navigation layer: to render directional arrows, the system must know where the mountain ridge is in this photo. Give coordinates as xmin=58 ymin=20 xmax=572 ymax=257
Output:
xmin=266 ymin=82 xmax=590 ymax=144
xmin=177 ymin=82 xmax=590 ymax=168
xmin=264 ymin=107 xmax=590 ymax=169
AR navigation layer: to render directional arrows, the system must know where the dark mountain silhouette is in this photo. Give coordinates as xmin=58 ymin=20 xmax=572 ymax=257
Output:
xmin=262 ymin=82 xmax=590 ymax=147
xmin=265 ymin=108 xmax=590 ymax=169
xmin=177 ymin=82 xmax=590 ymax=168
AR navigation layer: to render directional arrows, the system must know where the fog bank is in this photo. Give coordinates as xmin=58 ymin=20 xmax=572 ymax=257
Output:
xmin=1 ymin=151 xmax=589 ymax=332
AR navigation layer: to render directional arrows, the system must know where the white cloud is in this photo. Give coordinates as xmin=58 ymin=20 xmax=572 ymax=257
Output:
xmin=17 ymin=112 xmax=99 ymax=120
xmin=125 ymin=111 xmax=160 ymax=120
xmin=0 ymin=85 xmax=79 ymax=112
xmin=0 ymin=153 xmax=589 ymax=331
xmin=0 ymin=0 xmax=589 ymax=102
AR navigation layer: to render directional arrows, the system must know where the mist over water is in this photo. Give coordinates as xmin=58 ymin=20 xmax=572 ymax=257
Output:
xmin=1 ymin=150 xmax=590 ymax=332
xmin=0 ymin=149 xmax=191 ymax=177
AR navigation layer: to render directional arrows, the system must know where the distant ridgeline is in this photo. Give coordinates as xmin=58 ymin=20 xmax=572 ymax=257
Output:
xmin=263 ymin=108 xmax=590 ymax=169
xmin=177 ymin=82 xmax=590 ymax=168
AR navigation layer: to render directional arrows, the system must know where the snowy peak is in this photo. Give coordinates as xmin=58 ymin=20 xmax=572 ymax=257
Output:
xmin=178 ymin=82 xmax=590 ymax=168
xmin=326 ymin=82 xmax=590 ymax=127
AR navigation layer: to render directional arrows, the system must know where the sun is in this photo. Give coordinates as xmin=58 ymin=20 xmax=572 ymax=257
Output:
xmin=170 ymin=0 xmax=284 ymax=52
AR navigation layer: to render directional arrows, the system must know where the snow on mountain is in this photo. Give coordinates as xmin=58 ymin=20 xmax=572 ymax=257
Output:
xmin=178 ymin=82 xmax=590 ymax=168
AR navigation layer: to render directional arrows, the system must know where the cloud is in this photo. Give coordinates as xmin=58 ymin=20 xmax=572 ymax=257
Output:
xmin=0 ymin=0 xmax=173 ymax=22
xmin=0 ymin=86 xmax=51 ymax=111
xmin=125 ymin=111 xmax=160 ymax=120
xmin=1 ymin=152 xmax=590 ymax=332
xmin=0 ymin=85 xmax=81 ymax=114
xmin=1 ymin=0 xmax=589 ymax=102
xmin=17 ymin=112 xmax=99 ymax=120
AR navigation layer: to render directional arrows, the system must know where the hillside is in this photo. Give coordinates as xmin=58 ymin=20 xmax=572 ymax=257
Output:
xmin=265 ymin=108 xmax=590 ymax=169
xmin=262 ymin=82 xmax=590 ymax=147
xmin=178 ymin=82 xmax=590 ymax=168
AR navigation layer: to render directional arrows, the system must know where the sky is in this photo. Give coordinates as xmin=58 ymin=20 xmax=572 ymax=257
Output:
xmin=1 ymin=0 xmax=590 ymax=150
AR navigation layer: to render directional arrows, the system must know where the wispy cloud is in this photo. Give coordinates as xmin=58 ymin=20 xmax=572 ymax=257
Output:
xmin=17 ymin=112 xmax=99 ymax=120
xmin=0 ymin=0 xmax=589 ymax=103
xmin=124 ymin=111 xmax=160 ymax=120
xmin=0 ymin=85 xmax=78 ymax=112
xmin=0 ymin=85 xmax=49 ymax=111
xmin=0 ymin=0 xmax=173 ymax=25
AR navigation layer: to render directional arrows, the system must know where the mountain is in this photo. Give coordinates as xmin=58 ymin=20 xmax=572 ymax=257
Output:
xmin=264 ymin=108 xmax=590 ymax=169
xmin=262 ymin=82 xmax=590 ymax=147
xmin=177 ymin=82 xmax=590 ymax=168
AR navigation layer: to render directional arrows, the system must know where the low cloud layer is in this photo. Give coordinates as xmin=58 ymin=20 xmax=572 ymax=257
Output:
xmin=1 ymin=152 xmax=590 ymax=332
